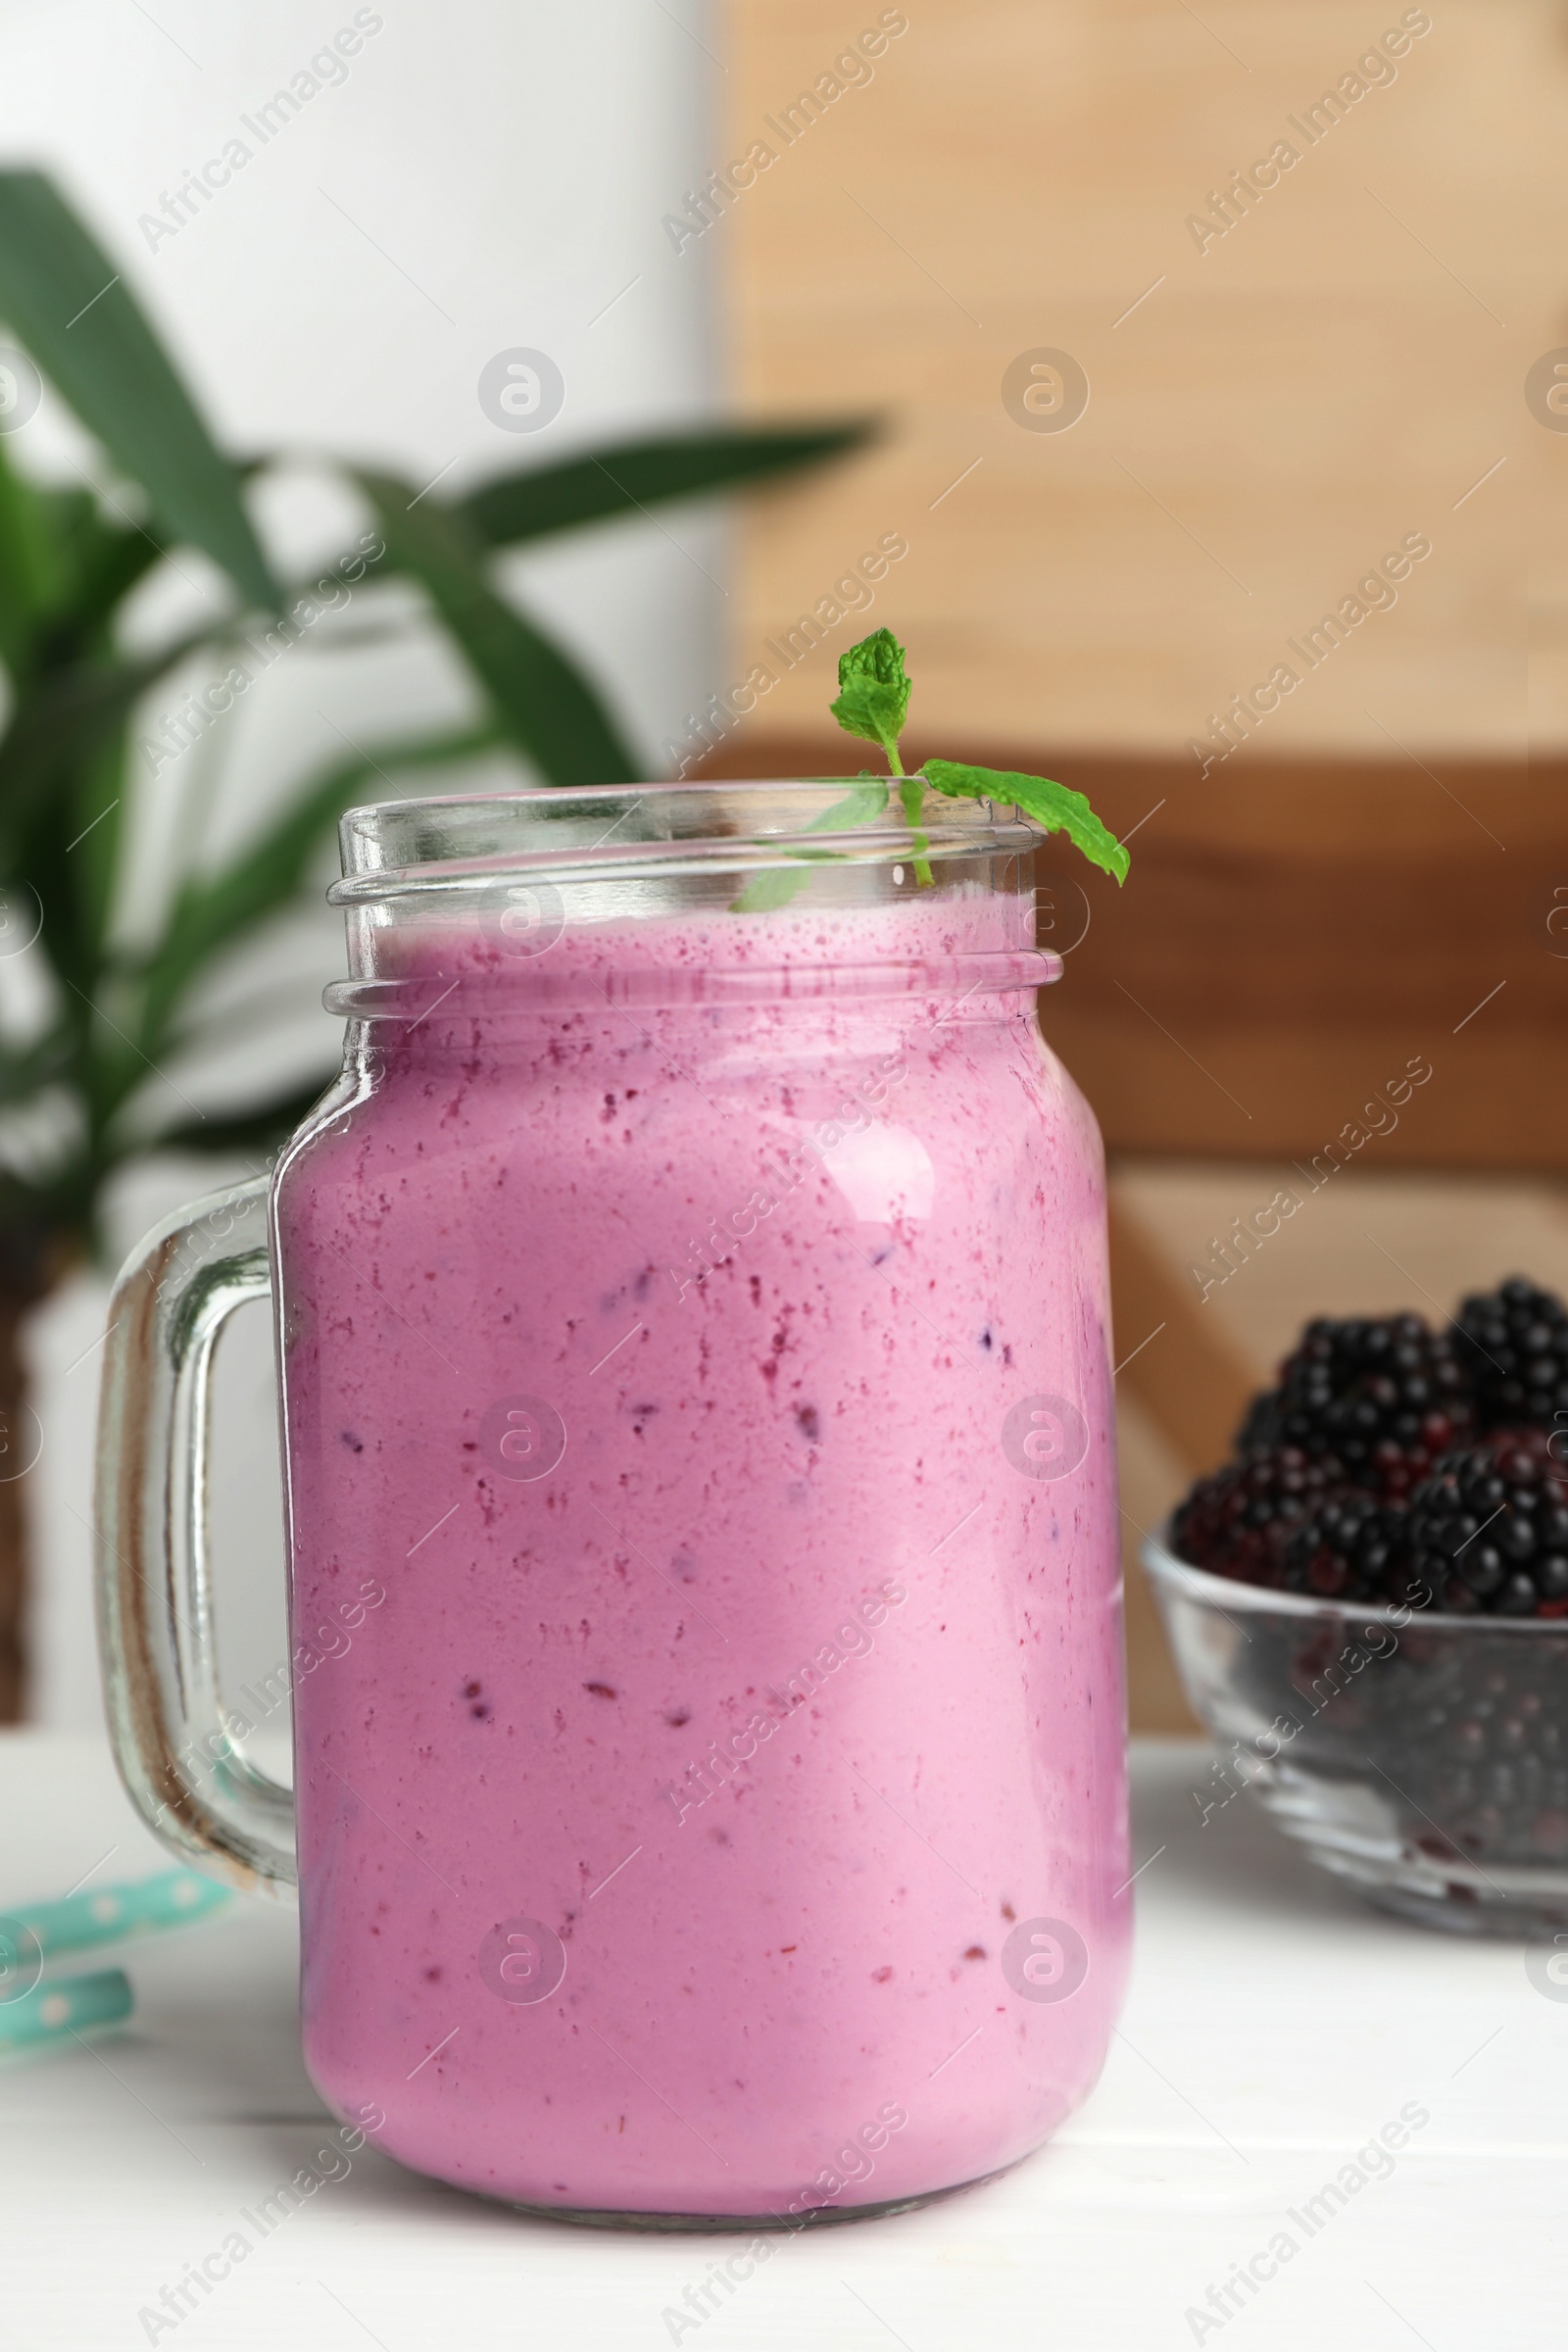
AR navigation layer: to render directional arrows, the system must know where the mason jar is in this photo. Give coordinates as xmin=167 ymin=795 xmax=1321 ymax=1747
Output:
xmin=96 ymin=781 xmax=1130 ymax=2227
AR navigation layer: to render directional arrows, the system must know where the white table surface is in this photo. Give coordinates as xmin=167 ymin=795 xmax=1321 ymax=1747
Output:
xmin=4 ymin=1730 xmax=1561 ymax=2350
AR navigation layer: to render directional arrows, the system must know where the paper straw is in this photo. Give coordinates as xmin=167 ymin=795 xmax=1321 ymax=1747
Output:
xmin=4 ymin=1869 xmax=229 ymax=1966
xmin=0 ymin=1967 xmax=133 ymax=2054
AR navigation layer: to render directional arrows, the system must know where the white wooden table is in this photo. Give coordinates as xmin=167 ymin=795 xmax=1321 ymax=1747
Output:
xmin=4 ymin=1731 xmax=1561 ymax=2349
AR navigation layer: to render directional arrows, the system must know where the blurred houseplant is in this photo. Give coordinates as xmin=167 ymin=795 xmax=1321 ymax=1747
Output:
xmin=0 ymin=170 xmax=867 ymax=1714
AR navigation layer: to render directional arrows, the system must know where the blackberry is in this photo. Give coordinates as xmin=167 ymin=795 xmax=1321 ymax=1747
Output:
xmin=1406 ymin=1429 xmax=1568 ymax=1618
xmin=1455 ymin=1277 xmax=1568 ymax=1434
xmin=1238 ymin=1311 xmax=1471 ymax=1494
xmin=1171 ymin=1447 xmax=1353 ymax=1588
xmin=1280 ymin=1496 xmax=1425 ymax=1607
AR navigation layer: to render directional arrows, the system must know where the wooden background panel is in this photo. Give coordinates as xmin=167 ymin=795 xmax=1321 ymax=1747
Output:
xmin=719 ymin=0 xmax=1568 ymax=756
xmin=1036 ymin=756 xmax=1568 ymax=1167
xmin=1116 ymin=1162 xmax=1568 ymax=1385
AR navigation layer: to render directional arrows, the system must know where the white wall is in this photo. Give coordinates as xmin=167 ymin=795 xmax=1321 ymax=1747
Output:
xmin=0 ymin=0 xmax=720 ymax=1727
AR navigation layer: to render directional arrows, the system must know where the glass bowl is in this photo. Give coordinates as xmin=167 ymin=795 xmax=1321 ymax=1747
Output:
xmin=1144 ymin=1525 xmax=1568 ymax=1936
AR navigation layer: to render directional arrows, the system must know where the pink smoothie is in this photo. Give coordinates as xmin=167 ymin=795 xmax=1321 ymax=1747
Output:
xmin=274 ymin=883 xmax=1130 ymax=2219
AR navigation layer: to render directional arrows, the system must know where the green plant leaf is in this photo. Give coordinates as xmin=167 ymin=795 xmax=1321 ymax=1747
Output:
xmin=0 ymin=433 xmax=65 ymax=667
xmin=0 ymin=172 xmax=276 ymax=610
xmin=66 ymin=721 xmax=126 ymax=955
xmin=730 ymin=779 xmax=891 ymax=913
xmin=0 ymin=1024 xmax=74 ymax=1111
xmin=830 ymin=628 xmax=911 ymax=771
xmin=922 ymin=760 xmax=1130 ymax=884
xmin=355 ymin=470 xmax=638 ymax=787
xmin=0 ymin=452 xmax=161 ymax=673
xmin=137 ymin=724 xmax=500 ymax=1049
xmin=0 ymin=629 xmax=216 ymax=860
xmin=69 ymin=515 xmax=167 ymax=639
xmin=457 ymin=422 xmax=874 ymax=551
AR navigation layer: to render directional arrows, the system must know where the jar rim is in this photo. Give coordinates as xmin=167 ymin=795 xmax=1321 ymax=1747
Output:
xmin=330 ymin=778 xmax=1041 ymax=904
xmin=323 ymin=945 xmax=1061 ymax=1023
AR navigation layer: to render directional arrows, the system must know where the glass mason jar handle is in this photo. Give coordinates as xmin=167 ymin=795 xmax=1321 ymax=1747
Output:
xmin=94 ymin=1174 xmax=296 ymax=1897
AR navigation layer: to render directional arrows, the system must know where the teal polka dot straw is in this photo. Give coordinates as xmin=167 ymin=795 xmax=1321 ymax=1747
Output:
xmin=0 ymin=1968 xmax=132 ymax=2054
xmin=5 ymin=1868 xmax=229 ymax=1961
xmin=0 ymin=1869 xmax=229 ymax=2059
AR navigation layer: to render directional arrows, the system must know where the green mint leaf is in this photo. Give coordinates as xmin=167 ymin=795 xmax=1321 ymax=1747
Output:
xmin=922 ymin=760 xmax=1130 ymax=884
xmin=730 ymin=780 xmax=891 ymax=912
xmin=829 ymin=627 xmax=910 ymax=770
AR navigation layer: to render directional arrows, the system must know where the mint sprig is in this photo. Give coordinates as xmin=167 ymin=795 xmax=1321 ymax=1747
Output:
xmin=726 ymin=627 xmax=1128 ymax=911
xmin=830 ymin=629 xmax=1129 ymax=885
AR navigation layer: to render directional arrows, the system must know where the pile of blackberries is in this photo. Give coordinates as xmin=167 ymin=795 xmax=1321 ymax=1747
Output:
xmin=1236 ymin=1310 xmax=1471 ymax=1490
xmin=1172 ymin=1281 xmax=1568 ymax=1618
